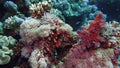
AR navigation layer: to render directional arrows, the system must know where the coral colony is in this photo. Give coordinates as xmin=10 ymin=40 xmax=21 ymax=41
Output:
xmin=0 ymin=0 xmax=120 ymax=68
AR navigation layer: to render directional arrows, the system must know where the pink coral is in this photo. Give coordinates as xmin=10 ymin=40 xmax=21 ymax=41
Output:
xmin=63 ymin=48 xmax=115 ymax=68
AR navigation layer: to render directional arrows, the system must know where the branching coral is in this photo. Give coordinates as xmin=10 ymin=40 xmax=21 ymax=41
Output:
xmin=101 ymin=21 xmax=120 ymax=49
xmin=29 ymin=1 xmax=52 ymax=18
xmin=77 ymin=12 xmax=105 ymax=51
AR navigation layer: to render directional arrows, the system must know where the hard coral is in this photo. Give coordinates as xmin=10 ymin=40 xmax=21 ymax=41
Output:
xmin=29 ymin=1 xmax=52 ymax=19
xmin=102 ymin=21 xmax=120 ymax=47
xmin=0 ymin=35 xmax=16 ymax=65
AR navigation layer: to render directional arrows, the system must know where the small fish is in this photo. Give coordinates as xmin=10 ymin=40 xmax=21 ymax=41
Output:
xmin=76 ymin=21 xmax=81 ymax=25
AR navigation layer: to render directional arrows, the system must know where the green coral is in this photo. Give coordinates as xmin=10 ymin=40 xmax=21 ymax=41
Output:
xmin=0 ymin=35 xmax=16 ymax=65
xmin=0 ymin=46 xmax=13 ymax=65
xmin=0 ymin=35 xmax=16 ymax=47
xmin=4 ymin=16 xmax=19 ymax=29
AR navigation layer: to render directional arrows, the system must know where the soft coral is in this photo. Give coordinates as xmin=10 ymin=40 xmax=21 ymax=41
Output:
xmin=63 ymin=13 xmax=108 ymax=68
xmin=77 ymin=12 xmax=105 ymax=50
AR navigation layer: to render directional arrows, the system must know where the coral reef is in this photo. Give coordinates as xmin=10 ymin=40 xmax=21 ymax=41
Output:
xmin=50 ymin=8 xmax=65 ymax=21
xmin=18 ymin=2 xmax=76 ymax=67
xmin=29 ymin=49 xmax=49 ymax=68
xmin=20 ymin=12 xmax=76 ymax=56
xmin=77 ymin=12 xmax=105 ymax=49
xmin=4 ymin=15 xmax=24 ymax=29
xmin=3 ymin=15 xmax=25 ymax=39
xmin=0 ymin=0 xmax=120 ymax=68
xmin=61 ymin=13 xmax=118 ymax=68
xmin=102 ymin=21 xmax=120 ymax=47
xmin=29 ymin=1 xmax=52 ymax=18
xmin=63 ymin=48 xmax=115 ymax=68
xmin=0 ymin=46 xmax=13 ymax=65
xmin=20 ymin=12 xmax=75 ymax=45
xmin=0 ymin=35 xmax=16 ymax=65
xmin=51 ymin=0 xmax=103 ymax=30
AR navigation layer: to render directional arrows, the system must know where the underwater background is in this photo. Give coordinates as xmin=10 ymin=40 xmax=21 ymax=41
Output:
xmin=0 ymin=0 xmax=120 ymax=68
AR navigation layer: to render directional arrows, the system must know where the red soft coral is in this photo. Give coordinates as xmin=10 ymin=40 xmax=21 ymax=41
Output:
xmin=63 ymin=13 xmax=116 ymax=68
xmin=77 ymin=12 xmax=105 ymax=50
xmin=64 ymin=12 xmax=106 ymax=61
